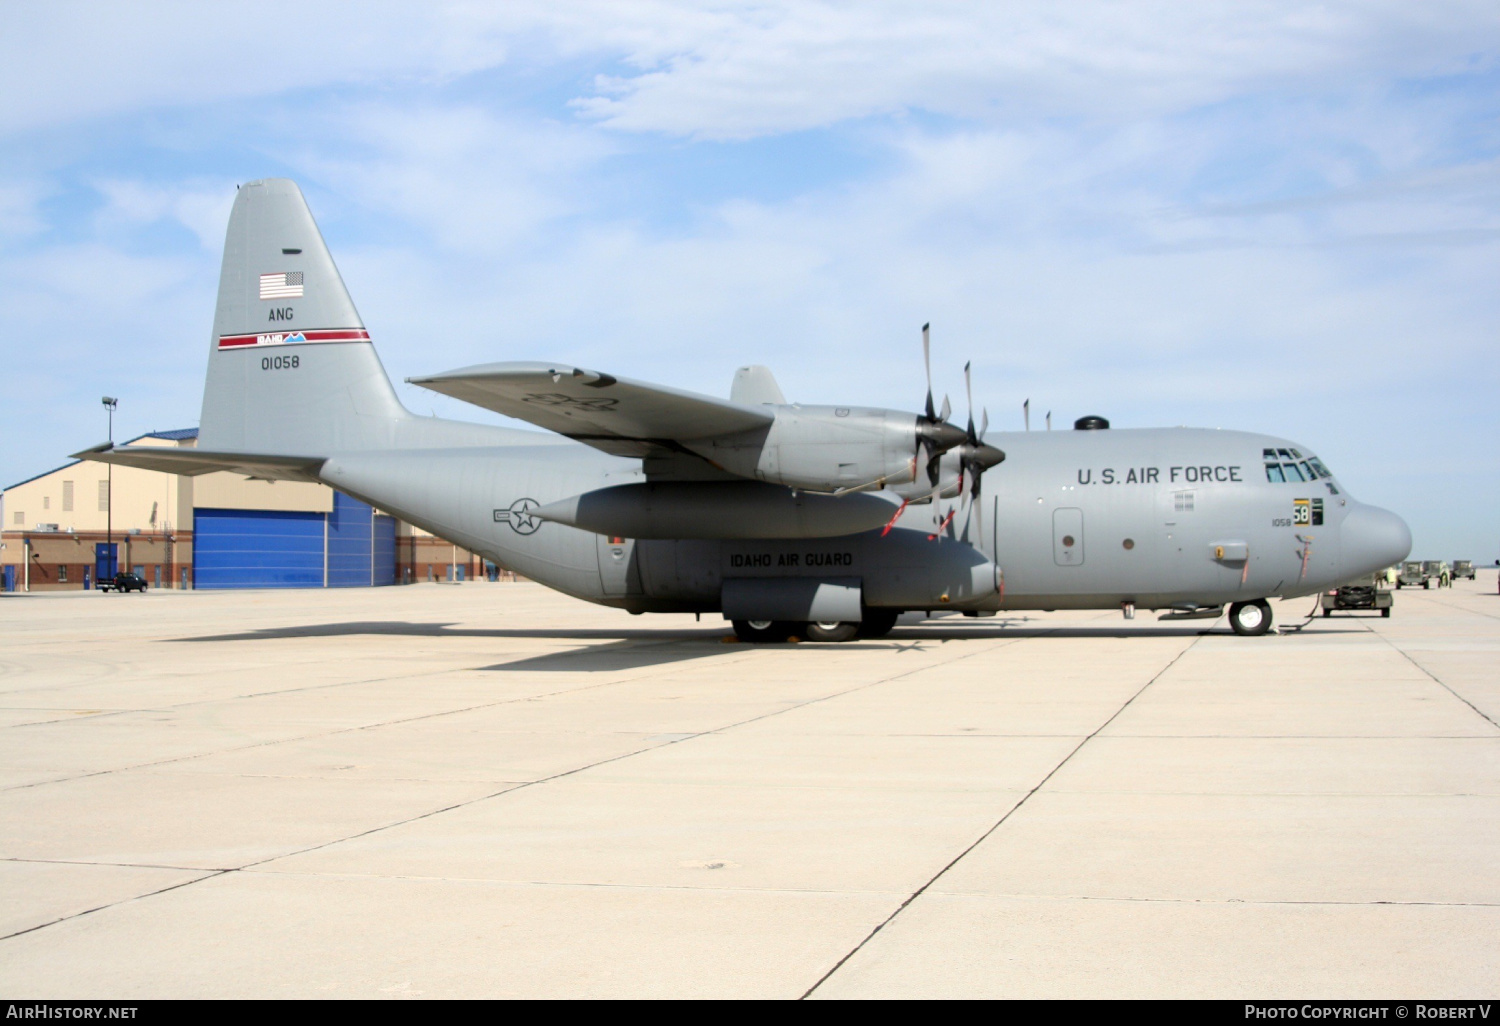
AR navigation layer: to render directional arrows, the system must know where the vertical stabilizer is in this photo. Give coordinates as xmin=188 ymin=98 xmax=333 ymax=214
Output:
xmin=199 ymin=178 xmax=408 ymax=455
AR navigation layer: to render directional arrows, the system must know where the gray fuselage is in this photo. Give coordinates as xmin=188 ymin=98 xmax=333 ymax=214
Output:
xmin=317 ymin=424 xmax=1411 ymax=615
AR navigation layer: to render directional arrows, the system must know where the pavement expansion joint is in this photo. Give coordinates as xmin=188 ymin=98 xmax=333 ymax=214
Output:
xmin=800 ymin=635 xmax=1203 ymax=999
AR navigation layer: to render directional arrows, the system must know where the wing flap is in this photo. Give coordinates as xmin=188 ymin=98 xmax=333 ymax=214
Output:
xmin=407 ymin=363 xmax=773 ymax=455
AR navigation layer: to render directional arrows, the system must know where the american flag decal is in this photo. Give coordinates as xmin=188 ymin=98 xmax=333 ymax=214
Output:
xmin=259 ymin=271 xmax=304 ymax=299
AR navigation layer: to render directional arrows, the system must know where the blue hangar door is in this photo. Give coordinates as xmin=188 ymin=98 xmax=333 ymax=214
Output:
xmin=193 ymin=508 xmax=325 ymax=589
xmin=194 ymin=495 xmax=398 ymax=590
xmin=326 ymin=492 xmax=398 ymax=587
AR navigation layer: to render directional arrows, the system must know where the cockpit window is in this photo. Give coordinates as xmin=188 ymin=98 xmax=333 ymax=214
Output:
xmin=1265 ymin=449 xmax=1334 ymax=483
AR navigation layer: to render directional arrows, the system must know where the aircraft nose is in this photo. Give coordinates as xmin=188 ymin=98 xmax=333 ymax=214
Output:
xmin=1340 ymin=503 xmax=1412 ymax=577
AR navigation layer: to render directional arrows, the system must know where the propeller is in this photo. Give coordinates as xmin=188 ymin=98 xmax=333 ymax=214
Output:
xmin=950 ymin=362 xmax=1004 ymax=543
xmin=912 ymin=323 xmax=965 ymax=500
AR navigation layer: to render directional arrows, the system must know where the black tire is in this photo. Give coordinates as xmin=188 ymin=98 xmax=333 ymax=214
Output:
xmin=1322 ymin=608 xmax=1332 ymax=618
xmin=732 ymin=619 xmax=794 ymax=643
xmin=1228 ymin=599 xmax=1273 ymax=636
xmin=857 ymin=609 xmax=900 ymax=639
xmin=804 ymin=621 xmax=859 ymax=643
xmin=1382 ymin=607 xmax=1391 ymax=617
xmin=1423 ymin=581 xmax=1430 ymax=590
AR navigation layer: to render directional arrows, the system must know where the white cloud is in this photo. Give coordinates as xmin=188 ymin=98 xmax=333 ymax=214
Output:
xmin=568 ymin=1 xmax=1500 ymax=138
xmin=287 ymin=103 xmax=615 ymax=255
xmin=91 ymin=179 xmax=237 ymax=250
xmin=0 ymin=2 xmax=535 ymax=136
xmin=5 ymin=2 xmax=1495 ymax=141
xmin=0 ymin=181 xmax=49 ymax=240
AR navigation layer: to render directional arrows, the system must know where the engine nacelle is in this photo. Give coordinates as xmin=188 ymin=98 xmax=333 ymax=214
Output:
xmin=691 ymin=406 xmax=962 ymax=494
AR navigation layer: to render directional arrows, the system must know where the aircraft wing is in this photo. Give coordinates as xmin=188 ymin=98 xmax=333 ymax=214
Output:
xmin=408 ymin=362 xmax=774 ymax=459
xmin=73 ymin=443 xmax=326 ymax=483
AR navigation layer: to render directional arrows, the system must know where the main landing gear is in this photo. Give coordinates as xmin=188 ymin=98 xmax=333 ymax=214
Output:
xmin=1227 ymin=599 xmax=1273 ymax=636
xmin=731 ymin=609 xmax=900 ymax=644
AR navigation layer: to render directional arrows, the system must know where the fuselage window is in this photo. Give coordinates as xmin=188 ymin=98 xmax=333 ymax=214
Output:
xmin=1308 ymin=457 xmax=1331 ymax=479
xmin=1283 ymin=462 xmax=1306 ymax=482
xmin=1266 ymin=463 xmax=1285 ymax=483
xmin=1297 ymin=461 xmax=1314 ymax=480
xmin=1277 ymin=448 xmax=1293 ymax=460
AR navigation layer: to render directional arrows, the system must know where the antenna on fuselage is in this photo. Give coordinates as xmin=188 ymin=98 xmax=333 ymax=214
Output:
xmin=1023 ymin=399 xmax=1030 ymax=432
xmin=1046 ymin=411 xmax=1051 ymax=431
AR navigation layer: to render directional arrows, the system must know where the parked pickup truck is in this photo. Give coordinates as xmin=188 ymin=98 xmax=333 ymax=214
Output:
xmin=97 ymin=571 xmax=148 ymax=593
xmin=1396 ymin=561 xmax=1427 ymax=589
xmin=1322 ymin=574 xmax=1393 ymax=617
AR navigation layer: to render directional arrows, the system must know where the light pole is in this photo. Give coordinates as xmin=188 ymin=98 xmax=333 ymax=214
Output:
xmin=102 ymin=397 xmax=117 ymax=578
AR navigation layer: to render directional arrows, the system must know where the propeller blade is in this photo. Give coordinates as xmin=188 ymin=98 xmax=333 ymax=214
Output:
xmin=964 ymin=362 xmax=975 ymax=442
xmin=928 ymin=506 xmax=956 ymax=542
xmin=980 ymin=407 xmax=989 ymax=441
xmin=939 ymin=394 xmax=951 ymax=423
xmin=922 ymin=323 xmax=935 ymax=422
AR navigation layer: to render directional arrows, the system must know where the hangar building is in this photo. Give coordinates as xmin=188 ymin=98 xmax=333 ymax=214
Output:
xmin=1 ymin=428 xmax=489 ymax=592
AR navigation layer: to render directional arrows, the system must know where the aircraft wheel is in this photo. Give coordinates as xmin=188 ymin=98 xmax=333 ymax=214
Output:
xmin=1228 ymin=599 xmax=1273 ymax=636
xmin=857 ymin=609 xmax=900 ymax=639
xmin=733 ymin=619 xmax=794 ymax=644
xmin=804 ymin=621 xmax=859 ymax=643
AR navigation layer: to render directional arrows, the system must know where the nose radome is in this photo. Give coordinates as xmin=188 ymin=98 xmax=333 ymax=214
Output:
xmin=1340 ymin=503 xmax=1412 ymax=577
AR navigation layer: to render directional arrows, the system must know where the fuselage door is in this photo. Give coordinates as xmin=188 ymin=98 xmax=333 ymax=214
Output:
xmin=1053 ymin=507 xmax=1084 ymax=566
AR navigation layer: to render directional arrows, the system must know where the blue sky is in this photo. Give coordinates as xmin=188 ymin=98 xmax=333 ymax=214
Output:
xmin=2 ymin=1 xmax=1497 ymax=557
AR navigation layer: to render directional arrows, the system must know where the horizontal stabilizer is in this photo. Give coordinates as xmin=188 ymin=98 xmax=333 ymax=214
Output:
xmin=72 ymin=443 xmax=325 ymax=482
xmin=408 ymin=362 xmax=773 ymax=458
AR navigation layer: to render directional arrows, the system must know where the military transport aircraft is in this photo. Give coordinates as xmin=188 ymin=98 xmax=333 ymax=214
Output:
xmin=79 ymin=179 xmax=1412 ymax=639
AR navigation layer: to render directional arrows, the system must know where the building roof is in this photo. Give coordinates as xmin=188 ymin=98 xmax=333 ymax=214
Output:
xmin=3 ymin=428 xmax=198 ymax=491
